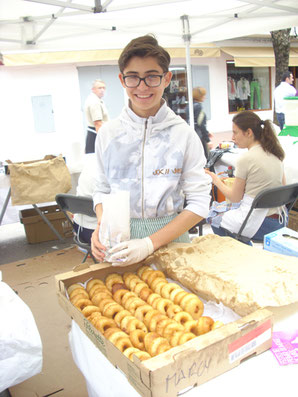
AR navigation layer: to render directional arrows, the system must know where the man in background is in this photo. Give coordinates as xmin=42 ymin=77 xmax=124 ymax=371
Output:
xmin=84 ymin=79 xmax=109 ymax=153
xmin=274 ymin=71 xmax=296 ymax=131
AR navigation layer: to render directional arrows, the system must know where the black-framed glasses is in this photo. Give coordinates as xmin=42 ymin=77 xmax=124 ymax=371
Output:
xmin=122 ymin=74 xmax=166 ymax=88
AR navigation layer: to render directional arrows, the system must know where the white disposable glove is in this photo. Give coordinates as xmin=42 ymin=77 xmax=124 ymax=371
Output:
xmin=107 ymin=237 xmax=154 ymax=266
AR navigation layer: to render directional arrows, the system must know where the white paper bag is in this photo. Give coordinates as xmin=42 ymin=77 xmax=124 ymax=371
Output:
xmin=0 ymin=281 xmax=43 ymax=392
xmin=98 ymin=191 xmax=130 ymax=260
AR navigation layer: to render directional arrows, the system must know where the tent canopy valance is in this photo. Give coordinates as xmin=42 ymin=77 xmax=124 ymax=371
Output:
xmin=222 ymin=47 xmax=298 ymax=67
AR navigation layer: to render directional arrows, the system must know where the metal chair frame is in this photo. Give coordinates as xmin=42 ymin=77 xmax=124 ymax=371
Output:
xmin=56 ymin=193 xmax=97 ymax=263
xmin=223 ymin=182 xmax=298 ymax=244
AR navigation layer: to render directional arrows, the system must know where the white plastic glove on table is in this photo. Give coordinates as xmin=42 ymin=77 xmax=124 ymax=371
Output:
xmin=108 ymin=237 xmax=154 ymax=266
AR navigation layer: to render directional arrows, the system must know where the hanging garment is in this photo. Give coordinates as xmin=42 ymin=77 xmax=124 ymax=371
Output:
xmin=250 ymin=80 xmax=261 ymax=109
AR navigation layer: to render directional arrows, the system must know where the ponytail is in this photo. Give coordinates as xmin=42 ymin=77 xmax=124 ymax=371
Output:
xmin=232 ymin=111 xmax=285 ymax=161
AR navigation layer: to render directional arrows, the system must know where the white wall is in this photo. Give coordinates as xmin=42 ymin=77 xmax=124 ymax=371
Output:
xmin=0 ymin=64 xmax=85 ymax=172
xmin=0 ymin=56 xmax=276 ymax=169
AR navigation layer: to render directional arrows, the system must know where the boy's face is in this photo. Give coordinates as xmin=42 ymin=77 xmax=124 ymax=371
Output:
xmin=119 ymin=56 xmax=172 ymax=118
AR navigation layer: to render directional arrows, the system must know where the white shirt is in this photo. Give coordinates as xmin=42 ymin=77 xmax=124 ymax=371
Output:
xmin=274 ymin=82 xmax=296 ymax=113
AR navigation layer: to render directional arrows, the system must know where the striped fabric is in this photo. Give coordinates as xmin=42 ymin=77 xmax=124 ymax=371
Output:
xmin=130 ymin=214 xmax=190 ymax=243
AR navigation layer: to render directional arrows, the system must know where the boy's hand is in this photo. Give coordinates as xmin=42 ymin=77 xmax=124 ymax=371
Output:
xmin=108 ymin=237 xmax=154 ymax=266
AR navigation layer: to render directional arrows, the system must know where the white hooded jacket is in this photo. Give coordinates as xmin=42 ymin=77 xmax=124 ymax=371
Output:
xmin=93 ymin=100 xmax=211 ymax=219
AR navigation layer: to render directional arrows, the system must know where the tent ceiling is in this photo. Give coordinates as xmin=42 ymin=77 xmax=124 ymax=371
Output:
xmin=1 ymin=0 xmax=298 ymax=53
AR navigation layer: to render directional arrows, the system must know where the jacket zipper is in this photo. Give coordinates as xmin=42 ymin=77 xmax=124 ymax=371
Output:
xmin=141 ymin=119 xmax=148 ymax=218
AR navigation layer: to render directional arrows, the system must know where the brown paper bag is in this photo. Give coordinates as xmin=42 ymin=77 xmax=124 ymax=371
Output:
xmin=8 ymin=155 xmax=72 ymax=205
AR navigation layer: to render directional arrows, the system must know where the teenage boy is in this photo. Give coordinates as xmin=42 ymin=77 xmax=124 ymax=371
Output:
xmin=91 ymin=35 xmax=211 ymax=265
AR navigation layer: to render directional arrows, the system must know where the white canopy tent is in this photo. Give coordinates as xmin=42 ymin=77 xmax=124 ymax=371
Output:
xmin=1 ymin=0 xmax=298 ymax=125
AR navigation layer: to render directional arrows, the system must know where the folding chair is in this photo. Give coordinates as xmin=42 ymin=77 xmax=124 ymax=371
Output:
xmin=56 ymin=193 xmax=97 ymax=263
xmin=222 ymin=182 xmax=298 ymax=244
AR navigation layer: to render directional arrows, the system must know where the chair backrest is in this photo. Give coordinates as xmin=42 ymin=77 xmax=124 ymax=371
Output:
xmin=55 ymin=193 xmax=96 ymax=218
xmin=237 ymin=182 xmax=298 ymax=238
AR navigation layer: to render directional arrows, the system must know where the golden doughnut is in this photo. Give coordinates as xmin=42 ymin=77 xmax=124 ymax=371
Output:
xmin=92 ymin=292 xmax=113 ymax=306
xmin=183 ymin=320 xmax=199 ymax=335
xmin=146 ymin=271 xmax=166 ymax=287
xmin=69 ymin=288 xmax=89 ymax=301
xmin=119 ymin=315 xmax=135 ymax=331
xmin=170 ymin=331 xmax=196 ymax=347
xmin=95 ymin=316 xmax=117 ymax=334
xmin=111 ymin=283 xmax=129 ymax=295
xmin=134 ymin=304 xmax=154 ymax=322
xmin=114 ymin=310 xmax=132 ymax=327
xmin=154 ymin=298 xmax=174 ymax=315
xmin=104 ymin=327 xmax=127 ymax=342
xmin=136 ymin=265 xmax=151 ymax=278
xmin=129 ymin=329 xmax=146 ymax=350
xmin=123 ymin=272 xmax=140 ymax=288
xmin=155 ymin=317 xmax=173 ymax=336
xmin=113 ymin=288 xmax=130 ymax=304
xmin=140 ymin=268 xmax=154 ymax=283
xmin=162 ymin=321 xmax=184 ymax=339
xmin=161 ymin=282 xmax=181 ymax=299
xmin=148 ymin=313 xmax=168 ymax=333
xmin=121 ymin=291 xmax=137 ymax=306
xmin=114 ymin=337 xmax=133 ymax=352
xmin=173 ymin=290 xmax=188 ymax=305
xmin=102 ymin=302 xmax=124 ymax=319
xmin=169 ymin=331 xmax=185 ymax=347
xmin=121 ymin=317 xmax=147 ymax=334
xmin=127 ymin=298 xmax=146 ymax=314
xmin=88 ymin=311 xmax=102 ymax=325
xmin=153 ymin=279 xmax=168 ymax=295
xmin=74 ymin=298 xmax=93 ymax=311
xmin=70 ymin=292 xmax=91 ymax=306
xmin=212 ymin=320 xmax=224 ymax=330
xmin=147 ymin=293 xmax=161 ymax=306
xmin=173 ymin=311 xmax=193 ymax=326
xmin=166 ymin=304 xmax=183 ymax=319
xmin=123 ymin=296 xmax=142 ymax=312
xmin=133 ymin=281 xmax=148 ymax=294
xmin=143 ymin=309 xmax=160 ymax=328
xmin=150 ymin=277 xmax=167 ymax=291
xmin=97 ymin=298 xmax=115 ymax=312
xmin=169 ymin=287 xmax=185 ymax=302
xmin=123 ymin=347 xmax=142 ymax=360
xmin=144 ymin=332 xmax=171 ymax=357
xmin=67 ymin=283 xmax=85 ymax=296
xmin=89 ymin=285 xmax=111 ymax=299
xmin=177 ymin=331 xmax=196 ymax=345
xmin=132 ymin=350 xmax=151 ymax=361
xmin=138 ymin=287 xmax=153 ymax=301
xmin=196 ymin=316 xmax=214 ymax=335
xmin=180 ymin=294 xmax=204 ymax=319
xmin=86 ymin=278 xmax=104 ymax=293
xmin=82 ymin=305 xmax=101 ymax=318
xmin=105 ymin=273 xmax=124 ymax=292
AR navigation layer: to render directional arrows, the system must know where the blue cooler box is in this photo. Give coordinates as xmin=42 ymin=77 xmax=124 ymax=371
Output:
xmin=264 ymin=227 xmax=298 ymax=257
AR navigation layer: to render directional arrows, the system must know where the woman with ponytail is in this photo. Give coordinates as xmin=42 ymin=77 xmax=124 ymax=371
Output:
xmin=205 ymin=110 xmax=286 ymax=243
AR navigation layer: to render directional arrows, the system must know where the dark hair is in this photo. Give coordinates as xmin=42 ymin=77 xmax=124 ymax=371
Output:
xmin=232 ymin=110 xmax=285 ymax=161
xmin=118 ymin=34 xmax=171 ymax=73
xmin=281 ymin=71 xmax=292 ymax=81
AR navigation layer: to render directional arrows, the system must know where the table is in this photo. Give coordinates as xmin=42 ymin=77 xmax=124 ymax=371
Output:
xmin=212 ymin=136 xmax=298 ymax=184
xmin=69 ymin=301 xmax=298 ymax=397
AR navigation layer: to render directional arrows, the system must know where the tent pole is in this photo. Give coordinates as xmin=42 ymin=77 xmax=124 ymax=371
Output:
xmin=181 ymin=15 xmax=194 ymax=129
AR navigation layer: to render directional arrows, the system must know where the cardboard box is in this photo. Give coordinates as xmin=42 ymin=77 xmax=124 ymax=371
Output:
xmin=288 ymin=209 xmax=298 ymax=231
xmin=20 ymin=204 xmax=72 ymax=244
xmin=55 ymin=262 xmax=273 ymax=397
xmin=264 ymin=226 xmax=298 ymax=257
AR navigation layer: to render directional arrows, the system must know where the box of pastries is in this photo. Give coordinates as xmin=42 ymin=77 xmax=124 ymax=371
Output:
xmin=55 ymin=234 xmax=298 ymax=396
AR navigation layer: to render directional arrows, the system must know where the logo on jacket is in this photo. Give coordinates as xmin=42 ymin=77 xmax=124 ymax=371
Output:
xmin=153 ymin=168 xmax=182 ymax=175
